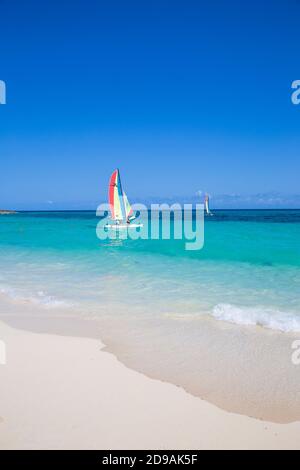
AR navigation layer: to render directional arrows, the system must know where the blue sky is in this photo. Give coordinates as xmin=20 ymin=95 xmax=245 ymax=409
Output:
xmin=0 ymin=0 xmax=299 ymax=209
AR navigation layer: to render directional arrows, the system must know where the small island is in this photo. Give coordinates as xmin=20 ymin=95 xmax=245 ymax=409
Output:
xmin=0 ymin=210 xmax=18 ymax=215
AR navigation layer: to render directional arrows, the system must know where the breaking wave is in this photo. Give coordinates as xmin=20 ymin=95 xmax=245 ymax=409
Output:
xmin=212 ymin=303 xmax=300 ymax=333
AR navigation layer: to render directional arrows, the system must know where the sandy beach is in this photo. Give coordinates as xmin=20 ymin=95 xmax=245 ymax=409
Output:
xmin=1 ymin=298 xmax=300 ymax=450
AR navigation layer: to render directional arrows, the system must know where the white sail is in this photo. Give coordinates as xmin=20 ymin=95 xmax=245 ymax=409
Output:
xmin=205 ymin=194 xmax=213 ymax=216
xmin=123 ymin=192 xmax=135 ymax=222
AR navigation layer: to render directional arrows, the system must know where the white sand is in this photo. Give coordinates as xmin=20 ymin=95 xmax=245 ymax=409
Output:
xmin=1 ymin=318 xmax=300 ymax=449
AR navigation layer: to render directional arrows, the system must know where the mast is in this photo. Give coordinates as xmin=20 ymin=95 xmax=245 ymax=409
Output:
xmin=116 ymin=169 xmax=127 ymax=222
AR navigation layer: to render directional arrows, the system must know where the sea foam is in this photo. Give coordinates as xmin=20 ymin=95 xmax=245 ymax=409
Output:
xmin=0 ymin=285 xmax=72 ymax=309
xmin=212 ymin=303 xmax=300 ymax=333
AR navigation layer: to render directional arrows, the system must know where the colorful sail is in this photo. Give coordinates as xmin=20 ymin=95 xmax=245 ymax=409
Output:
xmin=108 ymin=169 xmax=125 ymax=221
xmin=108 ymin=169 xmax=135 ymax=223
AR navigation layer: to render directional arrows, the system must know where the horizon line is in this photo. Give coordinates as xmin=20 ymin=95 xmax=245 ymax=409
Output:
xmin=4 ymin=208 xmax=300 ymax=213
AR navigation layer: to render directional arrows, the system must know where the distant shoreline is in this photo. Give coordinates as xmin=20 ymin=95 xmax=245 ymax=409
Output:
xmin=0 ymin=210 xmax=17 ymax=215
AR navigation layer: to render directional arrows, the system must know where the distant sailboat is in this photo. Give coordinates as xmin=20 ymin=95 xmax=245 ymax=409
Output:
xmin=204 ymin=194 xmax=213 ymax=216
xmin=106 ymin=169 xmax=143 ymax=229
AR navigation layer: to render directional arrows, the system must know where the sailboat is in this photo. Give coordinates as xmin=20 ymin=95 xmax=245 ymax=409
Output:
xmin=204 ymin=194 xmax=213 ymax=216
xmin=106 ymin=169 xmax=143 ymax=229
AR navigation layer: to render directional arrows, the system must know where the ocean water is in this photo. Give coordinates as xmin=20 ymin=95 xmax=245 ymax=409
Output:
xmin=1 ymin=210 xmax=300 ymax=421
xmin=0 ymin=210 xmax=300 ymax=331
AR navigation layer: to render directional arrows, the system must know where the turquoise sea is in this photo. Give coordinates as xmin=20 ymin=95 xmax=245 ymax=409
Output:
xmin=1 ymin=210 xmax=300 ymax=332
xmin=2 ymin=209 xmax=300 ymax=421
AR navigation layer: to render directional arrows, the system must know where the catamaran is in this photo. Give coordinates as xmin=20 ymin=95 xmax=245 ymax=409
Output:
xmin=204 ymin=194 xmax=213 ymax=216
xmin=106 ymin=169 xmax=143 ymax=229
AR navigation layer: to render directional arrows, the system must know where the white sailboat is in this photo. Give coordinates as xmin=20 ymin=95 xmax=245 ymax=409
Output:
xmin=106 ymin=169 xmax=143 ymax=229
xmin=204 ymin=194 xmax=213 ymax=216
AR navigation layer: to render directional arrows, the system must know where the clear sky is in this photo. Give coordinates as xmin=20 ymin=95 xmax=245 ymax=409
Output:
xmin=1 ymin=0 xmax=300 ymax=209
